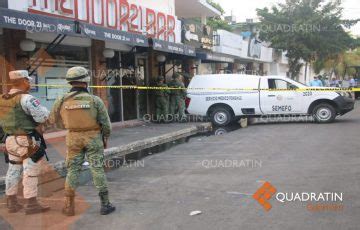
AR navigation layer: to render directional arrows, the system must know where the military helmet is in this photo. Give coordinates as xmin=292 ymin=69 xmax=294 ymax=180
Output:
xmin=66 ymin=66 xmax=90 ymax=83
xmin=157 ymin=76 xmax=165 ymax=82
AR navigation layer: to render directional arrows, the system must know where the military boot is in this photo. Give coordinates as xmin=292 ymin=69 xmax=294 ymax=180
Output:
xmin=6 ymin=195 xmax=23 ymax=213
xmin=24 ymin=197 xmax=50 ymax=215
xmin=99 ymin=191 xmax=116 ymax=215
xmin=62 ymin=191 xmax=75 ymax=216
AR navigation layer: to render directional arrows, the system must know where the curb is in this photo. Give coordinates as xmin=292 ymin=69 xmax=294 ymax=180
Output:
xmin=0 ymin=123 xmax=212 ymax=195
xmin=44 ymin=120 xmax=145 ymax=141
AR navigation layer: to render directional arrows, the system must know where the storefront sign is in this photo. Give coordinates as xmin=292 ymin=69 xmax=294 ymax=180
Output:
xmin=152 ymin=39 xmax=196 ymax=57
xmin=0 ymin=7 xmax=148 ymax=46
xmin=197 ymin=52 xmax=234 ymax=63
xmin=82 ymin=22 xmax=148 ymax=46
xmin=182 ymin=19 xmax=213 ymax=50
xmin=25 ymin=0 xmax=178 ymax=42
xmin=0 ymin=7 xmax=78 ymax=35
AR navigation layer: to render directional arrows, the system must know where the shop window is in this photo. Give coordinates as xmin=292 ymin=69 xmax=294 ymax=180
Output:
xmin=28 ymin=43 xmax=90 ymax=110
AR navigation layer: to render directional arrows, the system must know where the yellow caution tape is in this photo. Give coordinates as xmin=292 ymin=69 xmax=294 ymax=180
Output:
xmin=1 ymin=83 xmax=360 ymax=92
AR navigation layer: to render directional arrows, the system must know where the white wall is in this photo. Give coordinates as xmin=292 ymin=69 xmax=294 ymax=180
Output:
xmin=260 ymin=46 xmax=273 ymax=63
xmin=280 ymin=52 xmax=288 ymax=64
xmin=213 ymin=30 xmax=244 ymax=57
xmin=213 ymin=30 xmax=274 ymax=63
xmin=128 ymin=0 xmax=175 ymax=15
xmin=9 ymin=0 xmax=175 ymax=14
xmin=7 ymin=0 xmax=27 ymax=11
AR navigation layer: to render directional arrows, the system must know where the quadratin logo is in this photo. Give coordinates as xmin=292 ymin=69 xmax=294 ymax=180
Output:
xmin=253 ymin=181 xmax=344 ymax=212
xmin=252 ymin=181 xmax=277 ymax=211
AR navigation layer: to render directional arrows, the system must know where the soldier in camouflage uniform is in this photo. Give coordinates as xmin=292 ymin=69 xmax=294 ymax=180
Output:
xmin=168 ymin=73 xmax=187 ymax=121
xmin=48 ymin=66 xmax=115 ymax=216
xmin=0 ymin=70 xmax=50 ymax=214
xmin=154 ymin=76 xmax=170 ymax=122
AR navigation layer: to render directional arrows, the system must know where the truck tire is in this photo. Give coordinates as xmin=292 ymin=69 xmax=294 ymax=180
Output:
xmin=210 ymin=107 xmax=233 ymax=127
xmin=312 ymin=103 xmax=336 ymax=123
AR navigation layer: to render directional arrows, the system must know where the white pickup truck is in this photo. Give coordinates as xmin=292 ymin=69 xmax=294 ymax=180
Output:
xmin=186 ymin=74 xmax=355 ymax=126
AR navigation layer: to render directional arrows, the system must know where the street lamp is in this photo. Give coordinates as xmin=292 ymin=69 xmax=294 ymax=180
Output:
xmin=20 ymin=39 xmax=36 ymax=52
xmin=156 ymin=54 xmax=166 ymax=63
xmin=103 ymin=49 xmax=115 ymax=59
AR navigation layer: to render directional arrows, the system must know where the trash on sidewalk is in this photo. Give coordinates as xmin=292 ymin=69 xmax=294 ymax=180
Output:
xmin=240 ymin=118 xmax=248 ymax=128
xmin=189 ymin=210 xmax=202 ymax=216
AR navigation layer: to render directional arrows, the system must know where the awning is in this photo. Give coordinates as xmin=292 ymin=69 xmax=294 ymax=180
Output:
xmin=81 ymin=23 xmax=148 ymax=47
xmin=0 ymin=7 xmax=78 ymax=36
xmin=151 ymin=38 xmax=196 ymax=57
xmin=0 ymin=7 xmax=148 ymax=47
xmin=176 ymin=0 xmax=221 ymax=18
xmin=197 ymin=52 xmax=235 ymax=63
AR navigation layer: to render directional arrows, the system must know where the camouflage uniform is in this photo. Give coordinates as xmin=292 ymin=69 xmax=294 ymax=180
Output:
xmin=154 ymin=76 xmax=170 ymax=122
xmin=48 ymin=66 xmax=115 ymax=216
xmin=0 ymin=70 xmax=50 ymax=214
xmin=168 ymin=74 xmax=187 ymax=120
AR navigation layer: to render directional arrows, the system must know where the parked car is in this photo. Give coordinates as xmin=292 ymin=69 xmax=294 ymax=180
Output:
xmin=186 ymin=74 xmax=355 ymax=126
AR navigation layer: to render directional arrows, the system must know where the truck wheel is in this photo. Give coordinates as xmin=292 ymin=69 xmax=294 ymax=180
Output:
xmin=210 ymin=107 xmax=233 ymax=126
xmin=312 ymin=103 xmax=336 ymax=123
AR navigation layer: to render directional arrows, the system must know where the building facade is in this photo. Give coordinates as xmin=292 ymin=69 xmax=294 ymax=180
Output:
xmin=0 ymin=0 xmax=317 ymax=126
xmin=0 ymin=0 xmax=198 ymax=123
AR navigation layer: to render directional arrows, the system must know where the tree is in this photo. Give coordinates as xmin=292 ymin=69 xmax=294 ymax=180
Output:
xmin=207 ymin=18 xmax=233 ymax=32
xmin=256 ymin=0 xmax=359 ymax=80
xmin=313 ymin=48 xmax=360 ymax=79
xmin=206 ymin=0 xmax=225 ymax=15
xmin=206 ymin=0 xmax=233 ymax=31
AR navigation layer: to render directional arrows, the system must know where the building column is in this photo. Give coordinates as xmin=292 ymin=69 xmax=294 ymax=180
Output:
xmin=187 ymin=59 xmax=197 ymax=78
xmin=1 ymin=29 xmax=26 ymax=94
xmin=215 ymin=63 xmax=222 ymax=74
xmin=91 ymin=39 xmax=108 ymax=107
xmin=148 ymin=49 xmax=157 ymax=115
xmin=246 ymin=62 xmax=254 ymax=75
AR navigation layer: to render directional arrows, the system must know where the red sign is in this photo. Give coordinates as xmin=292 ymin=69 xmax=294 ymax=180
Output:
xmin=29 ymin=0 xmax=177 ymax=42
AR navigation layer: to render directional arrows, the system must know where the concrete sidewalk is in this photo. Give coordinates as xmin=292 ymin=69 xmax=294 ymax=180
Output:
xmin=0 ymin=122 xmax=212 ymax=194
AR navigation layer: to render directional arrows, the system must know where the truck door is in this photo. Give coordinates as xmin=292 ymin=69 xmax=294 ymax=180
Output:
xmin=260 ymin=78 xmax=303 ymax=114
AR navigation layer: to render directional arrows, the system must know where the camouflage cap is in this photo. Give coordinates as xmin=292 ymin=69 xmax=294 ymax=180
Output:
xmin=9 ymin=70 xmax=32 ymax=81
xmin=66 ymin=66 xmax=90 ymax=83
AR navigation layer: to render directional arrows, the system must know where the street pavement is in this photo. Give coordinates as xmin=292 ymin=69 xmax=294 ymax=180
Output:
xmin=69 ymin=101 xmax=359 ymax=230
xmin=1 ymin=102 xmax=359 ymax=229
